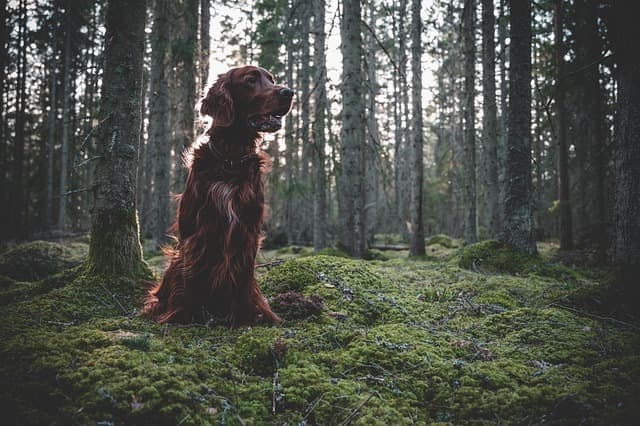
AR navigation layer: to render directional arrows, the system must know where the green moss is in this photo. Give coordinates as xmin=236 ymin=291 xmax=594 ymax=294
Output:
xmin=0 ymin=240 xmax=88 ymax=281
xmin=1 ymin=242 xmax=639 ymax=424
xmin=426 ymin=234 xmax=458 ymax=248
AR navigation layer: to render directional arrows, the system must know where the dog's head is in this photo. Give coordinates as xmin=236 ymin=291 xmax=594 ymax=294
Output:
xmin=199 ymin=65 xmax=294 ymax=132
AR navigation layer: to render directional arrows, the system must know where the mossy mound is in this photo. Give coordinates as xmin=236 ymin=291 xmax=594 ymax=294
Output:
xmin=426 ymin=233 xmax=458 ymax=248
xmin=270 ymin=291 xmax=324 ymax=320
xmin=0 ymin=240 xmax=88 ymax=281
xmin=2 ymin=242 xmax=639 ymax=425
xmin=459 ymin=239 xmax=580 ymax=281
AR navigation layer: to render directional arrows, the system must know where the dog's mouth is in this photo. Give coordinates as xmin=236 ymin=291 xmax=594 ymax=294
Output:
xmin=248 ymin=112 xmax=285 ymax=132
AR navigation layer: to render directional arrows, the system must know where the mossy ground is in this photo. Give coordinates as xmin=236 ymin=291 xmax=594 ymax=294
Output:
xmin=1 ymin=238 xmax=638 ymax=425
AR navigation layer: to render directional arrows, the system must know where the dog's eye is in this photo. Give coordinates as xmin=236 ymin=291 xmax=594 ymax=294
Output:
xmin=246 ymin=76 xmax=258 ymax=84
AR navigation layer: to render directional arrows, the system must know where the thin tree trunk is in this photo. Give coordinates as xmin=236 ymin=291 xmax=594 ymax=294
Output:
xmin=312 ymin=0 xmax=328 ymax=251
xmin=340 ymin=0 xmax=365 ymax=257
xmin=284 ymin=20 xmax=295 ymax=244
xmin=554 ymin=0 xmax=573 ymax=250
xmin=0 ymin=0 xmax=7 ymax=239
xmin=409 ymin=0 xmax=425 ymax=256
xmin=482 ymin=0 xmax=500 ymax=238
xmin=462 ymin=0 xmax=477 ymax=244
xmin=88 ymin=0 xmax=147 ymax=275
xmin=149 ymin=0 xmax=171 ymax=246
xmin=199 ymin=0 xmax=210 ymax=92
xmin=11 ymin=0 xmax=27 ymax=237
xmin=504 ymin=0 xmax=536 ymax=255
xmin=58 ymin=12 xmax=73 ymax=231
xmin=46 ymin=27 xmax=59 ymax=230
xmin=365 ymin=1 xmax=379 ymax=247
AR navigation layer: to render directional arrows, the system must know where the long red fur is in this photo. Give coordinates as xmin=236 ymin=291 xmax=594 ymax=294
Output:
xmin=142 ymin=66 xmax=291 ymax=327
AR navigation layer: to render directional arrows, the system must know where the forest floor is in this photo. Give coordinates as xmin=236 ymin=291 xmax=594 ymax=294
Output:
xmin=1 ymin=236 xmax=638 ymax=425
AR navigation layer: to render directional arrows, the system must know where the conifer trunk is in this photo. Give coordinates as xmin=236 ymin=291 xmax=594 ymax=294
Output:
xmin=88 ymin=0 xmax=146 ymax=275
xmin=462 ymin=0 xmax=477 ymax=244
xmin=503 ymin=0 xmax=536 ymax=255
xmin=409 ymin=0 xmax=425 ymax=256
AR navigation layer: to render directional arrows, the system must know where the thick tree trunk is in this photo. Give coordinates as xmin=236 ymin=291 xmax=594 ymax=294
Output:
xmin=340 ymin=0 xmax=365 ymax=257
xmin=88 ymin=0 xmax=146 ymax=275
xmin=395 ymin=0 xmax=408 ymax=232
xmin=482 ymin=0 xmax=500 ymax=238
xmin=573 ymin=0 xmax=605 ymax=256
xmin=610 ymin=1 xmax=640 ymax=304
xmin=462 ymin=0 xmax=477 ymax=244
xmin=554 ymin=0 xmax=573 ymax=250
xmin=149 ymin=0 xmax=171 ymax=246
xmin=313 ymin=0 xmax=328 ymax=251
xmin=409 ymin=0 xmax=425 ymax=256
xmin=503 ymin=0 xmax=536 ymax=255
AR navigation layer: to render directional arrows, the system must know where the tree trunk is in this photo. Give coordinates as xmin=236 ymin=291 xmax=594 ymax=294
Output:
xmin=0 ymin=0 xmax=7 ymax=239
xmin=462 ymin=0 xmax=477 ymax=244
xmin=171 ymin=0 xmax=198 ymax=193
xmin=340 ymin=0 xmax=365 ymax=257
xmin=199 ymin=0 xmax=210 ymax=92
xmin=88 ymin=0 xmax=147 ymax=275
xmin=482 ymin=0 xmax=500 ymax=238
xmin=553 ymin=0 xmax=573 ymax=250
xmin=312 ymin=0 xmax=328 ymax=251
xmin=58 ymin=10 xmax=73 ymax=231
xmin=365 ymin=2 xmax=379 ymax=247
xmin=46 ymin=25 xmax=59 ymax=230
xmin=11 ymin=0 xmax=27 ymax=237
xmin=409 ymin=0 xmax=425 ymax=256
xmin=610 ymin=1 xmax=640 ymax=304
xmin=504 ymin=0 xmax=536 ymax=255
xmin=284 ymin=21 xmax=295 ymax=244
xmin=574 ymin=0 xmax=606 ymax=257
xmin=149 ymin=0 xmax=172 ymax=246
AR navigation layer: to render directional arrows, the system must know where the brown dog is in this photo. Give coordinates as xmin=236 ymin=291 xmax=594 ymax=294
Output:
xmin=142 ymin=66 xmax=294 ymax=326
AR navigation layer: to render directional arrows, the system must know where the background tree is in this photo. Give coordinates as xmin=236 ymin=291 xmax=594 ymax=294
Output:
xmin=462 ymin=0 xmax=477 ymax=244
xmin=409 ymin=0 xmax=425 ymax=256
xmin=339 ymin=0 xmax=365 ymax=257
xmin=504 ymin=0 xmax=536 ymax=254
xmin=87 ymin=0 xmax=147 ymax=275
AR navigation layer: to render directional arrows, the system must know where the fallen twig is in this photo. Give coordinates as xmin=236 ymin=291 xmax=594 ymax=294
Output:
xmin=339 ymin=391 xmax=380 ymax=426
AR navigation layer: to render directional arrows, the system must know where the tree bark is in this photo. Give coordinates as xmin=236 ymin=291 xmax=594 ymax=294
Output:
xmin=171 ymin=0 xmax=198 ymax=193
xmin=503 ymin=0 xmax=536 ymax=255
xmin=409 ymin=0 xmax=425 ymax=256
xmin=58 ymin=7 xmax=73 ymax=231
xmin=482 ymin=0 xmax=500 ymax=238
xmin=610 ymin=0 xmax=640 ymax=304
xmin=88 ymin=0 xmax=147 ymax=275
xmin=149 ymin=0 xmax=172 ymax=246
xmin=313 ymin=0 xmax=328 ymax=251
xmin=199 ymin=0 xmax=210 ymax=92
xmin=365 ymin=1 xmax=379 ymax=247
xmin=340 ymin=0 xmax=365 ymax=257
xmin=46 ymin=24 xmax=59 ymax=230
xmin=553 ymin=0 xmax=573 ymax=250
xmin=462 ymin=0 xmax=477 ymax=244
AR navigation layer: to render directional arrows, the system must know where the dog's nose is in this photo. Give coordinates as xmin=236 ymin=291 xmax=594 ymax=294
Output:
xmin=279 ymin=88 xmax=294 ymax=99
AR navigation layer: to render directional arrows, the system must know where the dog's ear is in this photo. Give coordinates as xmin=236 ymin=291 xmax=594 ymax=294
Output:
xmin=199 ymin=73 xmax=234 ymax=127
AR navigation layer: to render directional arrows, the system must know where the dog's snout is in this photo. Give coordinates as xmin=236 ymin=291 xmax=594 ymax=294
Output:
xmin=279 ymin=87 xmax=294 ymax=99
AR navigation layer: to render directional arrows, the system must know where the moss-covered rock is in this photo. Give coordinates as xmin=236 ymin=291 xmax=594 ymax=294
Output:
xmin=0 ymin=240 xmax=88 ymax=281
